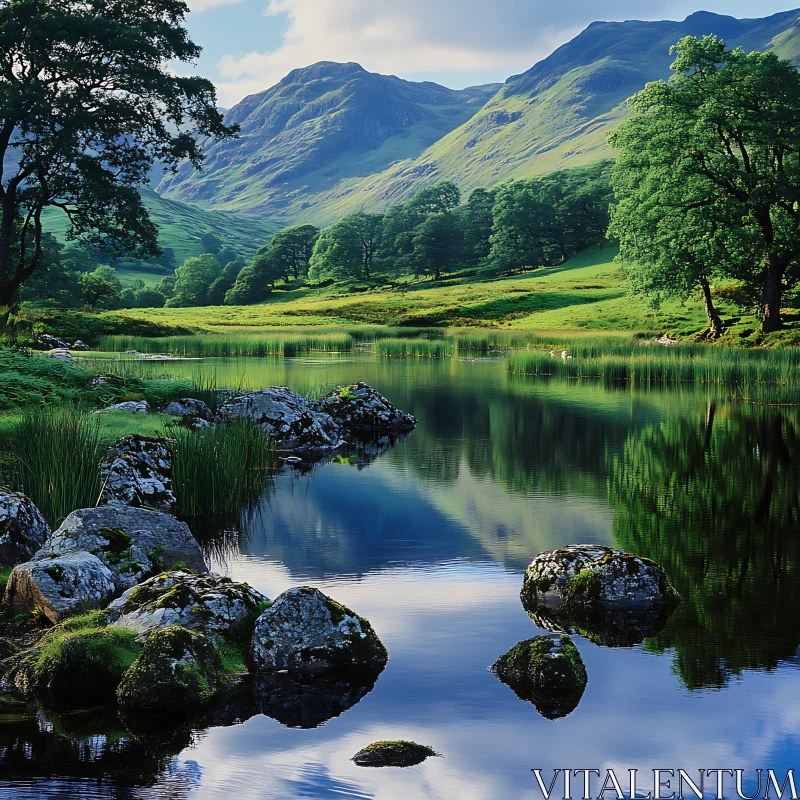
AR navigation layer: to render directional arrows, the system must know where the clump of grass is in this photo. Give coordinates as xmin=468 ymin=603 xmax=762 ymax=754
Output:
xmin=4 ymin=405 xmax=104 ymax=527
xmin=0 ymin=565 xmax=12 ymax=596
xmin=166 ymin=419 xmax=276 ymax=531
xmin=375 ymin=338 xmax=453 ymax=358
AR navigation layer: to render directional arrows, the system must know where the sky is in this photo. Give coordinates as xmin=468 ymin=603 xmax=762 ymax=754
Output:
xmin=180 ymin=0 xmax=800 ymax=107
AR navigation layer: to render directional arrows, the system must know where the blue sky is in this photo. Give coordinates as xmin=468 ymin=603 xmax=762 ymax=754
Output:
xmin=180 ymin=0 xmax=800 ymax=106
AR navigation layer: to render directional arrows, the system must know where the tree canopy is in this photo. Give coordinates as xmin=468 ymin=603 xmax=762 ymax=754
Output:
xmin=609 ymin=35 xmax=800 ymax=332
xmin=0 ymin=0 xmax=235 ymax=309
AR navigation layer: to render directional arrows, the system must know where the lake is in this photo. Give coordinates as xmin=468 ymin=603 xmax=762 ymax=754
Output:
xmin=2 ymin=352 xmax=799 ymax=800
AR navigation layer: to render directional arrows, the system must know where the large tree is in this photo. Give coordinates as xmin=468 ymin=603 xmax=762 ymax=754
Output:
xmin=308 ymin=221 xmax=363 ymax=282
xmin=167 ymin=253 xmax=220 ymax=307
xmin=0 ymin=0 xmax=234 ymax=310
xmin=609 ymin=35 xmax=800 ymax=333
xmin=269 ymin=225 xmax=319 ymax=281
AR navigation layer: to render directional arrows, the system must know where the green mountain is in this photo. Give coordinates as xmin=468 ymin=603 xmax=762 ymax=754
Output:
xmin=156 ymin=10 xmax=800 ymax=226
xmin=156 ymin=61 xmax=499 ymax=224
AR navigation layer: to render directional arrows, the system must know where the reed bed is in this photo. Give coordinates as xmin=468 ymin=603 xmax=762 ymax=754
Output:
xmin=506 ymin=347 xmax=800 ymax=401
xmin=96 ymin=332 xmax=355 ymax=358
xmin=375 ymin=338 xmax=454 ymax=358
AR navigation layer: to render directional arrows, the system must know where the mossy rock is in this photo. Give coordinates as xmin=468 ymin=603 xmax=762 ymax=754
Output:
xmin=352 ymin=740 xmax=439 ymax=768
xmin=491 ymin=634 xmax=587 ymax=720
xmin=116 ymin=625 xmax=225 ymax=712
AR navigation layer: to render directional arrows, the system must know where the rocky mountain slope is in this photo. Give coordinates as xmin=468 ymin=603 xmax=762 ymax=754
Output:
xmin=157 ymin=9 xmax=800 ymax=224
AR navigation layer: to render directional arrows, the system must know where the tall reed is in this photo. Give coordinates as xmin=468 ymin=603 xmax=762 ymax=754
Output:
xmin=6 ymin=405 xmax=104 ymax=527
xmin=375 ymin=338 xmax=454 ymax=358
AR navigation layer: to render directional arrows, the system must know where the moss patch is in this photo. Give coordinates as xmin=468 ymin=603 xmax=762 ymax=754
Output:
xmin=563 ymin=569 xmax=603 ymax=603
xmin=352 ymin=740 xmax=438 ymax=768
xmin=98 ymin=527 xmax=132 ymax=562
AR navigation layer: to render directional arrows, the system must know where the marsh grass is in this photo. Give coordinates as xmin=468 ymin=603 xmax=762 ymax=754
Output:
xmin=506 ymin=346 xmax=800 ymax=402
xmin=4 ymin=405 xmax=104 ymax=527
xmin=165 ymin=418 xmax=276 ymax=536
xmin=375 ymin=338 xmax=454 ymax=358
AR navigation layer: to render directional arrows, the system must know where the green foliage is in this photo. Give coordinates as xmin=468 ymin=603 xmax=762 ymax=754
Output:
xmin=609 ymin=35 xmax=800 ymax=333
xmin=412 ymin=211 xmax=462 ymax=280
xmin=167 ymin=254 xmax=222 ymax=308
xmin=309 ymin=220 xmax=364 ymax=282
xmin=79 ymin=266 xmax=122 ymax=309
xmin=208 ymin=261 xmax=244 ymax=306
xmin=0 ymin=0 xmax=233 ymax=306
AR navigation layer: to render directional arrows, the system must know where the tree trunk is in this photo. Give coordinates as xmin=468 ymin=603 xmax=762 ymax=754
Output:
xmin=699 ymin=278 xmax=724 ymax=339
xmin=760 ymin=253 xmax=785 ymax=333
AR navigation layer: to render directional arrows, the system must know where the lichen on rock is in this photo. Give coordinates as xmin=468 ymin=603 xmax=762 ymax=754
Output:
xmin=250 ymin=586 xmax=387 ymax=673
xmin=99 ymin=435 xmax=177 ymax=514
xmin=107 ymin=571 xmax=269 ymax=643
xmin=116 ymin=625 xmax=226 ymax=712
xmin=491 ymin=633 xmax=587 ymax=719
xmin=352 ymin=740 xmax=438 ymax=768
xmin=315 ymin=382 xmax=416 ymax=436
xmin=0 ymin=488 xmax=51 ymax=565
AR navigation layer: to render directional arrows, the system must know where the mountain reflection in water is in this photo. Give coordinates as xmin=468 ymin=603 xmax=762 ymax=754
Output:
xmin=2 ymin=354 xmax=799 ymax=800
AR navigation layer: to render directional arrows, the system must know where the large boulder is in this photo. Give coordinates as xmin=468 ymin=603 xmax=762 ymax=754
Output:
xmin=491 ymin=634 xmax=587 ymax=719
xmin=162 ymin=398 xmax=213 ymax=421
xmin=3 ymin=552 xmax=117 ymax=623
xmin=250 ymin=586 xmax=387 ymax=673
xmin=107 ymin=571 xmax=268 ymax=642
xmin=0 ymin=488 xmax=51 ymax=565
xmin=36 ymin=333 xmax=70 ymax=350
xmin=315 ymin=383 xmax=416 ymax=436
xmin=116 ymin=625 xmax=226 ymax=712
xmin=521 ymin=545 xmax=680 ymax=612
xmin=218 ymin=388 xmax=344 ymax=451
xmin=99 ymin=435 xmax=177 ymax=514
xmin=94 ymin=400 xmax=151 ymax=414
xmin=352 ymin=740 xmax=438 ymax=768
xmin=252 ymin=667 xmax=382 ymax=729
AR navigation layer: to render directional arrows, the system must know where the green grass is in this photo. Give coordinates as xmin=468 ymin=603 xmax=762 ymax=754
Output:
xmin=375 ymin=338 xmax=453 ymax=358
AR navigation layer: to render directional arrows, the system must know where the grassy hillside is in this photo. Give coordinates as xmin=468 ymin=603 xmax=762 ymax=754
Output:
xmin=157 ymin=62 xmax=498 ymax=226
xmin=42 ymin=187 xmax=278 ymax=270
xmin=110 ymin=246 xmax=776 ymax=338
xmin=324 ymin=10 xmax=800 ymax=214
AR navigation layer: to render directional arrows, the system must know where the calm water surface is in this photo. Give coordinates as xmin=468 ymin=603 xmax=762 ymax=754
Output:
xmin=2 ymin=353 xmax=799 ymax=799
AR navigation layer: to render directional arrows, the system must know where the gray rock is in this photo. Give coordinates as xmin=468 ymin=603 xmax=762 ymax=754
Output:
xmin=520 ymin=544 xmax=680 ymax=611
xmin=0 ymin=488 xmax=51 ymax=565
xmin=3 ymin=551 xmax=117 ymax=623
xmin=99 ymin=435 xmax=176 ymax=514
xmin=94 ymin=400 xmax=151 ymax=414
xmin=491 ymin=633 xmax=587 ymax=720
xmin=163 ymin=397 xmax=214 ymax=421
xmin=219 ymin=388 xmax=344 ymax=451
xmin=316 ymin=382 xmax=416 ymax=435
xmin=250 ymin=586 xmax=387 ymax=673
xmin=71 ymin=340 xmax=90 ymax=351
xmin=36 ymin=333 xmax=69 ymax=350
xmin=88 ymin=376 xmax=108 ymax=387
xmin=47 ymin=348 xmax=72 ymax=362
xmin=116 ymin=625 xmax=226 ymax=711
xmin=107 ymin=571 xmax=268 ymax=641
xmin=40 ymin=506 xmax=206 ymax=590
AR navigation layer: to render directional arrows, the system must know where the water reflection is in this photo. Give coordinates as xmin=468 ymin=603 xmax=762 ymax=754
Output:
xmin=3 ymin=354 xmax=800 ymax=798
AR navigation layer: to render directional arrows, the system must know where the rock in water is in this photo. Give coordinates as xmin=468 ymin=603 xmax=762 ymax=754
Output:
xmin=491 ymin=634 xmax=587 ymax=719
xmin=71 ymin=340 xmax=90 ymax=351
xmin=0 ymin=489 xmax=51 ymax=565
xmin=250 ymin=586 xmax=387 ymax=672
xmin=107 ymin=571 xmax=268 ymax=641
xmin=352 ymin=740 xmax=438 ymax=768
xmin=253 ymin=667 xmax=382 ymax=728
xmin=162 ymin=398 xmax=214 ymax=421
xmin=116 ymin=626 xmax=225 ymax=712
xmin=315 ymin=382 xmax=416 ymax=436
xmin=521 ymin=544 xmax=680 ymax=611
xmin=99 ymin=435 xmax=177 ymax=514
xmin=94 ymin=400 xmax=151 ymax=414
xmin=218 ymin=388 xmax=344 ymax=451
xmin=4 ymin=507 xmax=206 ymax=621
xmin=4 ymin=552 xmax=117 ymax=623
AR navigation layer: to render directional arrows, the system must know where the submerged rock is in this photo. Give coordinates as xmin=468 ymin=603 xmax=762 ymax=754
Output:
xmin=0 ymin=488 xmax=51 ymax=565
xmin=250 ymin=586 xmax=387 ymax=673
xmin=491 ymin=634 xmax=587 ymax=719
xmin=162 ymin=398 xmax=214 ymax=421
xmin=107 ymin=571 xmax=269 ymax=642
xmin=521 ymin=544 xmax=680 ymax=611
xmin=252 ymin=667 xmax=383 ymax=728
xmin=94 ymin=400 xmax=151 ymax=414
xmin=352 ymin=740 xmax=438 ymax=768
xmin=4 ymin=552 xmax=117 ymax=623
xmin=99 ymin=435 xmax=177 ymax=514
xmin=116 ymin=625 xmax=225 ymax=712
xmin=315 ymin=382 xmax=416 ymax=436
xmin=218 ymin=388 xmax=344 ymax=451
xmin=4 ymin=507 xmax=206 ymax=620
